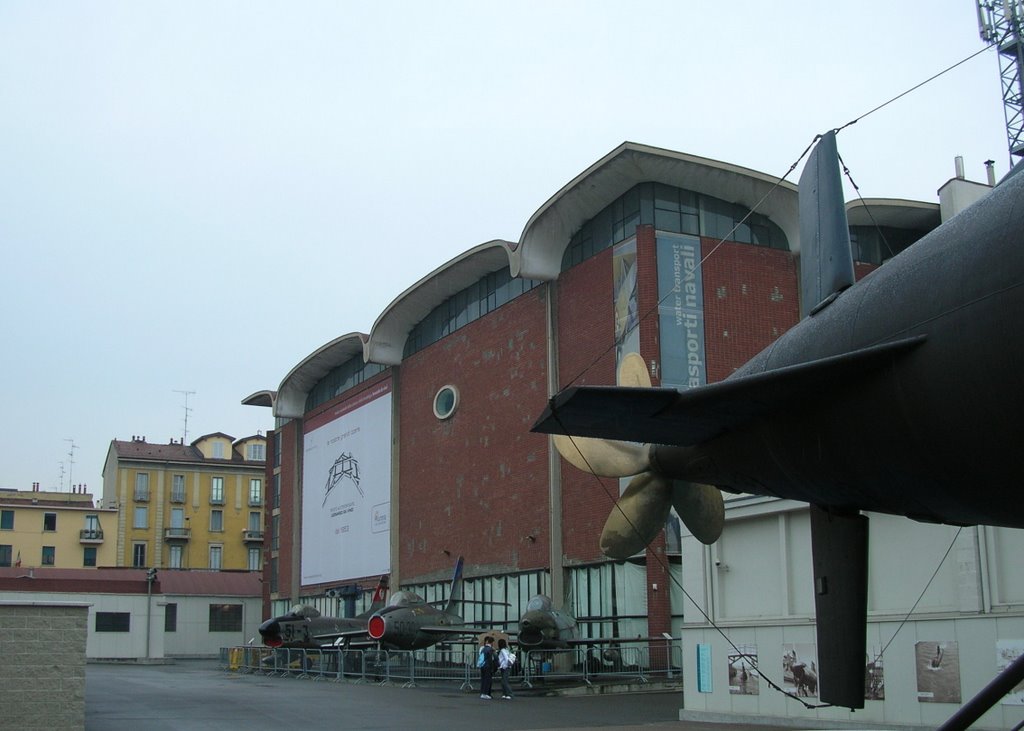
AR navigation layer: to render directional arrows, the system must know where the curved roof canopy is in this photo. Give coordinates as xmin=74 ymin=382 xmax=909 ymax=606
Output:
xmin=845 ymin=198 xmax=940 ymax=230
xmin=365 ymin=240 xmax=515 ymax=365
xmin=513 ymin=141 xmax=800 ymax=280
xmin=241 ymin=390 xmax=276 ymax=408
xmin=275 ymin=332 xmax=368 ymax=419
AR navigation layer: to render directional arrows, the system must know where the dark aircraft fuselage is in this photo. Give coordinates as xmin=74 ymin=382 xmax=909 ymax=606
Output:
xmin=656 ymin=172 xmax=1024 ymax=527
xmin=366 ymin=591 xmax=466 ymax=651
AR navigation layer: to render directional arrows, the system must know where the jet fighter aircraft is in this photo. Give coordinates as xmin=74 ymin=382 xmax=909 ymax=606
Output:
xmin=515 ymin=594 xmax=579 ymax=649
xmin=362 ymin=556 xmax=500 ymax=651
xmin=258 ymin=574 xmax=388 ymax=648
xmin=533 ymin=132 xmax=1024 ymax=708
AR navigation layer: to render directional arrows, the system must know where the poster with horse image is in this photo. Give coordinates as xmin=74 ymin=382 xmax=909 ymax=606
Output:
xmin=781 ymin=643 xmax=818 ymax=699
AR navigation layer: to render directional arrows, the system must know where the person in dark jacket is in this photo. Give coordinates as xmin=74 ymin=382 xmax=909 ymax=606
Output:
xmin=479 ymin=636 xmax=495 ymax=699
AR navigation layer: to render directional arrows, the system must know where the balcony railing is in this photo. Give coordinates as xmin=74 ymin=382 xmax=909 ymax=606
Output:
xmin=79 ymin=529 xmax=104 ymax=543
xmin=170 ymin=490 xmax=186 ymax=504
xmin=248 ymin=496 xmax=263 ymax=507
xmin=133 ymin=489 xmax=150 ymax=502
xmin=243 ymin=530 xmax=264 ymax=543
xmin=164 ymin=527 xmax=192 ymax=541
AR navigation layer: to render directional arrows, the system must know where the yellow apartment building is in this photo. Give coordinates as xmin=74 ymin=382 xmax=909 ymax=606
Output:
xmin=0 ymin=485 xmax=118 ymax=568
xmin=101 ymin=433 xmax=266 ymax=571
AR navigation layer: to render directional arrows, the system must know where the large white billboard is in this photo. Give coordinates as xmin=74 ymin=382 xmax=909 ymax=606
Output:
xmin=301 ymin=381 xmax=392 ymax=585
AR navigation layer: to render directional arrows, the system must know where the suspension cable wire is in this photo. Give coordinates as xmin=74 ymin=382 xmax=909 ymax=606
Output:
xmin=836 ymin=151 xmax=898 ymax=262
xmin=833 ymin=43 xmax=995 ymax=135
xmin=875 ymin=527 xmax=963 ymax=662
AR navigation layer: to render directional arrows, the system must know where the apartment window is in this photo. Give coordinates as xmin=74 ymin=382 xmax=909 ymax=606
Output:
xmin=248 ymin=511 xmax=261 ymax=532
xmin=212 ymin=441 xmax=225 ymax=459
xmin=209 ymin=603 xmax=242 ymax=632
xmin=210 ymin=510 xmax=223 ymax=532
xmin=269 ymin=557 xmax=278 ymax=594
xmin=210 ymin=477 xmax=224 ymax=504
xmin=134 ymin=473 xmax=150 ymax=501
xmin=41 ymin=546 xmax=55 ymax=566
xmin=83 ymin=546 xmax=97 ymax=567
xmin=273 ymin=474 xmax=280 ymax=509
xmin=133 ymin=506 xmax=148 ymax=529
xmin=96 ymin=612 xmax=130 ymax=632
xmin=43 ymin=512 xmax=57 ymax=531
xmin=209 ymin=545 xmax=223 ymax=570
xmin=0 ymin=544 xmax=11 ymax=567
xmin=248 ymin=479 xmax=262 ymax=506
xmin=273 ymin=433 xmax=281 ymax=467
xmin=84 ymin=514 xmax=100 ymax=539
xmin=248 ymin=547 xmax=261 ymax=571
xmin=271 ymin=514 xmax=280 ymax=551
xmin=247 ymin=443 xmax=265 ymax=461
xmin=165 ymin=603 xmax=178 ymax=632
xmin=171 ymin=474 xmax=186 ymax=503
xmin=0 ymin=510 xmax=13 ymax=530
xmin=170 ymin=507 xmax=185 ymax=530
xmin=168 ymin=545 xmax=183 ymax=569
xmin=132 ymin=542 xmax=147 ymax=568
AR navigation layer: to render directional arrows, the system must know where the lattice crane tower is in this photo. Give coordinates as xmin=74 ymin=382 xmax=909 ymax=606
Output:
xmin=978 ymin=0 xmax=1024 ymax=161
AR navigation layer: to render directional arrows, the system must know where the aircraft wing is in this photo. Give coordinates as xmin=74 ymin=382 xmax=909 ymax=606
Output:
xmin=312 ymin=627 xmax=371 ymax=645
xmin=533 ymin=335 xmax=925 ymax=445
xmin=419 ymin=625 xmax=496 ymax=639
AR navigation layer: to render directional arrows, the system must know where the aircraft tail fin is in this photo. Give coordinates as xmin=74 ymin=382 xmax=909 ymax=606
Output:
xmin=443 ymin=556 xmax=465 ymax=616
xmin=368 ymin=574 xmax=389 ymax=612
xmin=798 ymin=130 xmax=854 ymax=318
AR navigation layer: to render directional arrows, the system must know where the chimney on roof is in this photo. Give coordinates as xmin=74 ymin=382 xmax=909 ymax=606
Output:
xmin=955 ymin=156 xmax=965 ymax=180
xmin=985 ymin=160 xmax=996 ymax=187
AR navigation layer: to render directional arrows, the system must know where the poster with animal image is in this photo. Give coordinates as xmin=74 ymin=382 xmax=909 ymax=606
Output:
xmin=997 ymin=640 xmax=1024 ymax=705
xmin=728 ymin=644 xmax=759 ymax=695
xmin=781 ymin=643 xmax=818 ymax=699
xmin=915 ymin=641 xmax=961 ymax=703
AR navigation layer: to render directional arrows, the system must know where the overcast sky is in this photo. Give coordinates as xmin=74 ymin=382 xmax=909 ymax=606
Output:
xmin=0 ymin=1 xmax=1008 ymax=493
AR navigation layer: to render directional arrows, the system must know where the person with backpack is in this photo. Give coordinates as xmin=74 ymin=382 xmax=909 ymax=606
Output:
xmin=477 ymin=636 xmax=496 ymax=699
xmin=497 ymin=638 xmax=516 ymax=699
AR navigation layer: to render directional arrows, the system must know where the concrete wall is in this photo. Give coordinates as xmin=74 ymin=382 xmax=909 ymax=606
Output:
xmin=0 ymin=602 xmax=88 ymax=731
xmin=679 ymin=504 xmax=1024 ymax=730
xmin=0 ymin=591 xmax=261 ymax=659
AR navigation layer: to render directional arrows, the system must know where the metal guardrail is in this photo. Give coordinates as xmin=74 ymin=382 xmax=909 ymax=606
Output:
xmin=221 ymin=640 xmax=682 ymax=692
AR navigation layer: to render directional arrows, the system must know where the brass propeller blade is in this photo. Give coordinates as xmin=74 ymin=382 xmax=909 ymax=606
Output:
xmin=600 ymin=473 xmax=672 ymax=559
xmin=618 ymin=352 xmax=652 ymax=388
xmin=552 ymin=434 xmax=649 ymax=478
xmin=671 ymin=482 xmax=725 ymax=545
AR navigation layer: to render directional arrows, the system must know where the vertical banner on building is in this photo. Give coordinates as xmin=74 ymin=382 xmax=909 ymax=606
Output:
xmin=612 ymin=238 xmax=640 ymax=362
xmin=612 ymin=239 xmax=640 ymax=500
xmin=696 ymin=643 xmax=713 ymax=693
xmin=656 ymin=234 xmax=706 ymax=391
xmin=301 ymin=381 xmax=392 ymax=585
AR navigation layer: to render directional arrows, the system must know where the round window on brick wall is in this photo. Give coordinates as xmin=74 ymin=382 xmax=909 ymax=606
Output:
xmin=433 ymin=385 xmax=459 ymax=420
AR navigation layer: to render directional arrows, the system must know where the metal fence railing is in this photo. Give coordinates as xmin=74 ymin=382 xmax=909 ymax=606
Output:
xmin=220 ymin=639 xmax=682 ymax=692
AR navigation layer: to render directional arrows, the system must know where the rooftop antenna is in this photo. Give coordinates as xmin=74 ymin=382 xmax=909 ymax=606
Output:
xmin=64 ymin=438 xmax=77 ymax=492
xmin=173 ymin=389 xmax=196 ymax=443
xmin=977 ymin=0 xmax=1024 ymax=163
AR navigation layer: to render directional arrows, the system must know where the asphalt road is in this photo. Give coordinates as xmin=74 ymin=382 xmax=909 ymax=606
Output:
xmin=84 ymin=660 xmax=768 ymax=731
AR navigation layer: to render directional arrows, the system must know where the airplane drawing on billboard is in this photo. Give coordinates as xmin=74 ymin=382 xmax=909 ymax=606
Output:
xmin=322 ymin=452 xmax=363 ymax=506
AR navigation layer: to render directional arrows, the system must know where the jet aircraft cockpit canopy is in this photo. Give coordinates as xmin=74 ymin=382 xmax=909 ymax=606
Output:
xmin=526 ymin=595 xmax=554 ymax=612
xmin=288 ymin=604 xmax=321 ymax=618
xmin=387 ymin=590 xmax=425 ymax=607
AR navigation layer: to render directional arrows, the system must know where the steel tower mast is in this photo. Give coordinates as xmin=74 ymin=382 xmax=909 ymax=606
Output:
xmin=978 ymin=0 xmax=1024 ymax=161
